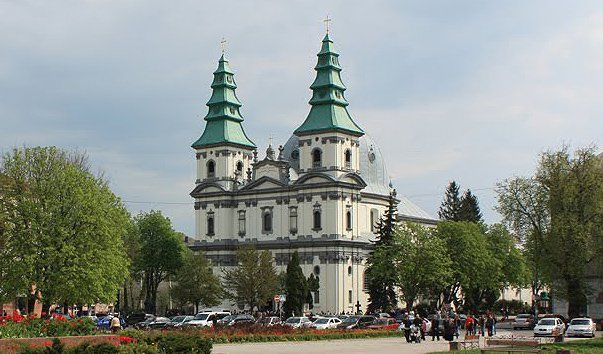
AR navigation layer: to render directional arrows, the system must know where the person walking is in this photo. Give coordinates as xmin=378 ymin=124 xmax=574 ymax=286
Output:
xmin=479 ymin=315 xmax=485 ymax=336
xmin=486 ymin=315 xmax=494 ymax=337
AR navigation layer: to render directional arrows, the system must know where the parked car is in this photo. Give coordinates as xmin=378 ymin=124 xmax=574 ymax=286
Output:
xmin=126 ymin=313 xmax=153 ymax=327
xmin=148 ymin=317 xmax=172 ymax=329
xmin=165 ymin=315 xmax=195 ymax=328
xmin=311 ymin=317 xmax=342 ymax=330
xmin=566 ymin=318 xmax=596 ymax=338
xmin=367 ymin=317 xmax=398 ymax=331
xmin=134 ymin=316 xmax=157 ymax=330
xmin=227 ymin=314 xmax=256 ymax=326
xmin=283 ymin=316 xmax=312 ymax=328
xmin=337 ymin=315 xmax=350 ymax=321
xmin=513 ymin=314 xmax=536 ymax=330
xmin=257 ymin=316 xmax=281 ymax=326
xmin=337 ymin=315 xmax=376 ymax=329
xmin=217 ymin=315 xmax=236 ymax=325
xmin=533 ymin=318 xmax=565 ymax=337
xmin=186 ymin=311 xmax=231 ymax=327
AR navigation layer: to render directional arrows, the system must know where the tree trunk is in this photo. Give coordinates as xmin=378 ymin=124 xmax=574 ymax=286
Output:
xmin=122 ymin=282 xmax=129 ymax=313
xmin=566 ymin=279 xmax=587 ymax=318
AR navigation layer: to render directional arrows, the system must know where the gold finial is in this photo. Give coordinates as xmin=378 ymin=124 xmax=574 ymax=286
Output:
xmin=324 ymin=15 xmax=332 ymax=34
xmin=220 ymin=37 xmax=227 ymax=54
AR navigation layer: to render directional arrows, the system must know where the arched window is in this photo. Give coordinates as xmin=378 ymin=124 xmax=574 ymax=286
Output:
xmin=312 ymin=148 xmax=322 ymax=168
xmin=262 ymin=209 xmax=273 ymax=233
xmin=347 ymin=265 xmax=352 ymax=276
xmin=313 ymin=265 xmax=321 ymax=275
xmin=344 ymin=149 xmax=352 ymax=168
xmin=207 ymin=211 xmax=215 ymax=236
xmin=346 ymin=209 xmax=352 ymax=230
xmin=236 ymin=161 xmax=243 ymax=173
xmin=370 ymin=208 xmax=379 ymax=233
xmin=207 ymin=160 xmax=215 ymax=178
xmin=313 ymin=210 xmax=321 ymax=230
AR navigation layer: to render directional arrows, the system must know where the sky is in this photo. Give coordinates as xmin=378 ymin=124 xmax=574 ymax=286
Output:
xmin=1 ymin=1 xmax=602 ymax=236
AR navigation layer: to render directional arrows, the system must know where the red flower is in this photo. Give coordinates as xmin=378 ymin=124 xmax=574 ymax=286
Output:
xmin=119 ymin=336 xmax=137 ymax=344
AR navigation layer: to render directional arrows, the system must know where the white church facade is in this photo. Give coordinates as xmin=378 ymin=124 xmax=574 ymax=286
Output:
xmin=188 ymin=34 xmax=436 ymax=314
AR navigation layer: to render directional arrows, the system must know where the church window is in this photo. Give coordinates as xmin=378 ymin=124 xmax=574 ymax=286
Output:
xmin=207 ymin=210 xmax=215 ymax=236
xmin=314 ymin=290 xmax=320 ymax=304
xmin=335 ymin=90 xmax=341 ymax=99
xmin=348 ymin=290 xmax=353 ymax=303
xmin=236 ymin=161 xmax=243 ymax=173
xmin=207 ymin=160 xmax=215 ymax=178
xmin=229 ymin=107 xmax=236 ymax=114
xmin=312 ymin=203 xmax=322 ymax=230
xmin=346 ymin=207 xmax=352 ymax=230
xmin=313 ymin=265 xmax=320 ymax=275
xmin=344 ymin=149 xmax=352 ymax=168
xmin=291 ymin=150 xmax=299 ymax=160
xmin=238 ymin=210 xmax=246 ymax=237
xmin=348 ymin=265 xmax=352 ymax=276
xmin=289 ymin=207 xmax=298 ymax=234
xmin=312 ymin=148 xmax=322 ymax=168
xmin=262 ymin=208 xmax=273 ymax=234
xmin=370 ymin=208 xmax=379 ymax=233
xmin=227 ymin=75 xmax=233 ymax=83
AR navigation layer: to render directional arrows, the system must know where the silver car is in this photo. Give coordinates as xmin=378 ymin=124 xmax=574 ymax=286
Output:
xmin=533 ymin=318 xmax=565 ymax=337
xmin=566 ymin=318 xmax=596 ymax=338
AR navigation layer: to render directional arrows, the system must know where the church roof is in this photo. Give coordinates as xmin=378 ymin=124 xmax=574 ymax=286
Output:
xmin=192 ymin=54 xmax=256 ymax=149
xmin=294 ymin=34 xmax=364 ymax=137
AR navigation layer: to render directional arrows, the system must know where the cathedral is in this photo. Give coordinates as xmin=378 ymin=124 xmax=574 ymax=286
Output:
xmin=188 ymin=33 xmax=436 ymax=314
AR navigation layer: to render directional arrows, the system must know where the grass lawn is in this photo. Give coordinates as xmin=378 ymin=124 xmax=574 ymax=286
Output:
xmin=429 ymin=337 xmax=602 ymax=354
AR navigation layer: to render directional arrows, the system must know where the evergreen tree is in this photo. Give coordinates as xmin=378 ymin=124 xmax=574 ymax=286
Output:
xmin=306 ymin=274 xmax=319 ymax=310
xmin=439 ymin=181 xmax=462 ymax=221
xmin=366 ymin=189 xmax=399 ymax=313
xmin=459 ymin=189 xmax=483 ymax=223
xmin=283 ymin=252 xmax=307 ymax=317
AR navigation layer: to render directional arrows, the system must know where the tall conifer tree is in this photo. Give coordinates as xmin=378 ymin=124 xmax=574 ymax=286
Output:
xmin=459 ymin=189 xmax=483 ymax=223
xmin=439 ymin=181 xmax=462 ymax=221
xmin=283 ymin=252 xmax=307 ymax=317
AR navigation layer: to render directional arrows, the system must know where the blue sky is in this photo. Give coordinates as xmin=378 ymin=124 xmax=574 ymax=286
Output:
xmin=1 ymin=1 xmax=602 ymax=236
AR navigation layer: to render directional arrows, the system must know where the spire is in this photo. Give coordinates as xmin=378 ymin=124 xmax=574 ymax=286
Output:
xmin=192 ymin=54 xmax=256 ymax=149
xmin=294 ymin=34 xmax=364 ymax=137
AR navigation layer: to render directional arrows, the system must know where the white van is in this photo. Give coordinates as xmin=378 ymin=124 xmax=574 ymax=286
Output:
xmin=186 ymin=311 xmax=231 ymax=327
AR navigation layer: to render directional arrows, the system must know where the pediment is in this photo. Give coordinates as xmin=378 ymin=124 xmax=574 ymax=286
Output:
xmin=240 ymin=176 xmax=286 ymax=191
xmin=294 ymin=172 xmax=336 ymax=185
xmin=190 ymin=182 xmax=228 ymax=197
xmin=338 ymin=173 xmax=367 ymax=187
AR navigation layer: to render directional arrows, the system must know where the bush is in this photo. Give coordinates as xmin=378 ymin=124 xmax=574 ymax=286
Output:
xmin=0 ymin=315 xmax=96 ymax=339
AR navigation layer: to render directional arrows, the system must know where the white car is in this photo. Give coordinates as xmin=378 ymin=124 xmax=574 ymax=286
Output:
xmin=311 ymin=317 xmax=342 ymax=329
xmin=533 ymin=318 xmax=565 ymax=337
xmin=186 ymin=311 xmax=230 ymax=327
xmin=284 ymin=316 xmax=312 ymax=328
xmin=566 ymin=318 xmax=596 ymax=338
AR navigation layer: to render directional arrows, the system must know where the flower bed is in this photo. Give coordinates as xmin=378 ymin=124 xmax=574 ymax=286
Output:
xmin=0 ymin=335 xmax=121 ymax=353
xmin=0 ymin=314 xmax=96 ymax=338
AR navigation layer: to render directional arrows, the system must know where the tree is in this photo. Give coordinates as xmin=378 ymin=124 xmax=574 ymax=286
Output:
xmin=135 ymin=210 xmax=184 ymax=314
xmin=439 ymin=181 xmax=462 ymax=221
xmin=366 ymin=191 xmax=399 ymax=313
xmin=172 ymin=250 xmax=222 ymax=313
xmin=459 ymin=189 xmax=483 ymax=223
xmin=222 ymin=247 xmax=278 ymax=311
xmin=283 ymin=252 xmax=307 ymax=317
xmin=497 ymin=146 xmax=603 ymax=318
xmin=435 ymin=221 xmax=498 ymax=309
xmin=306 ymin=274 xmax=319 ymax=310
xmin=0 ymin=147 xmax=130 ymax=310
xmin=496 ymin=176 xmax=549 ymax=310
xmin=121 ymin=221 xmax=141 ymax=313
xmin=393 ymin=222 xmax=452 ymax=310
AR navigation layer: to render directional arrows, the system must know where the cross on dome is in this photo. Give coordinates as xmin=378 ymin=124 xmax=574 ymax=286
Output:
xmin=324 ymin=15 xmax=332 ymax=34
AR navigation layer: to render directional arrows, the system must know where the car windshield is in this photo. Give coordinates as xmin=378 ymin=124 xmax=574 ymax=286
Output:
xmin=517 ymin=314 xmax=530 ymax=319
xmin=221 ymin=315 xmax=235 ymax=322
xmin=570 ymin=319 xmax=590 ymax=325
xmin=286 ymin=317 xmax=301 ymax=324
xmin=171 ymin=316 xmax=185 ymax=322
xmin=194 ymin=314 xmax=209 ymax=320
xmin=341 ymin=316 xmax=360 ymax=324
xmin=539 ymin=319 xmax=555 ymax=326
xmin=314 ymin=318 xmax=330 ymax=324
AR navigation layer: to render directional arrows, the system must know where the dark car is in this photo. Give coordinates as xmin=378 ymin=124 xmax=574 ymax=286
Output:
xmin=337 ymin=315 xmax=376 ymax=329
xmin=165 ymin=315 xmax=195 ymax=328
xmin=148 ymin=317 xmax=171 ymax=329
xmin=126 ymin=312 xmax=152 ymax=327
xmin=134 ymin=315 xmax=157 ymax=330
xmin=227 ymin=314 xmax=256 ymax=326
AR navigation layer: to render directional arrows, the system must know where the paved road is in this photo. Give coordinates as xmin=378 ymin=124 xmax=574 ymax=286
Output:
xmin=213 ymin=329 xmax=599 ymax=354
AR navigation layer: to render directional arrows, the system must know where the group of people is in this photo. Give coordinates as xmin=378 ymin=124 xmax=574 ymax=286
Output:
xmin=464 ymin=313 xmax=497 ymax=337
xmin=429 ymin=311 xmax=498 ymax=342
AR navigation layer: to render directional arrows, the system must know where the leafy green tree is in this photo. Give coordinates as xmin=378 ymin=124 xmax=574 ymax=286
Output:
xmin=121 ymin=221 xmax=141 ymax=313
xmin=222 ymin=247 xmax=278 ymax=311
xmin=366 ymin=192 xmax=399 ymax=313
xmin=283 ymin=252 xmax=307 ymax=317
xmin=496 ymin=176 xmax=549 ymax=309
xmin=459 ymin=189 xmax=483 ymax=223
xmin=435 ymin=221 xmax=498 ymax=309
xmin=172 ymin=250 xmax=222 ymax=313
xmin=439 ymin=181 xmax=462 ymax=221
xmin=394 ymin=222 xmax=452 ymax=310
xmin=135 ymin=210 xmax=184 ymax=314
xmin=497 ymin=146 xmax=603 ymax=318
xmin=0 ymin=147 xmax=130 ymax=310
